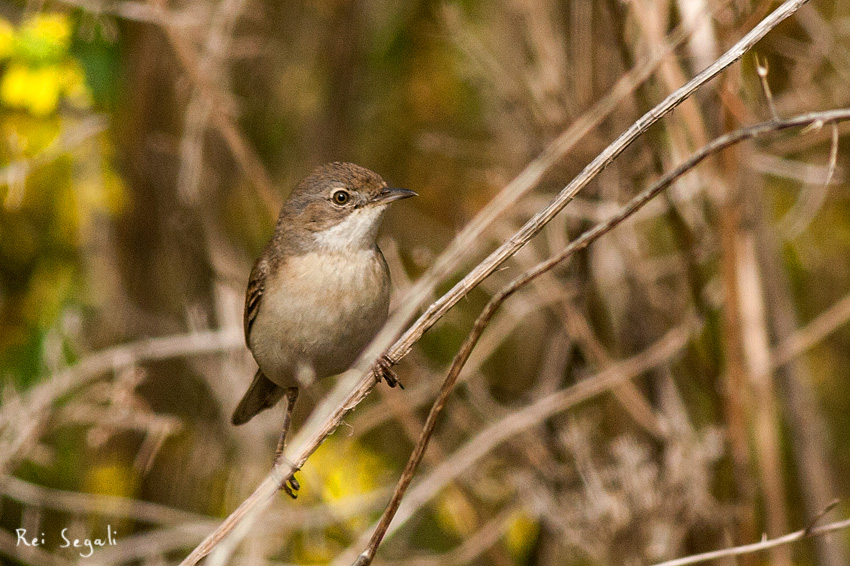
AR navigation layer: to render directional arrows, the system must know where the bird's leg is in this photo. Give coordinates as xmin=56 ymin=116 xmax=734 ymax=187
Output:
xmin=373 ymin=354 xmax=403 ymax=389
xmin=274 ymin=387 xmax=301 ymax=498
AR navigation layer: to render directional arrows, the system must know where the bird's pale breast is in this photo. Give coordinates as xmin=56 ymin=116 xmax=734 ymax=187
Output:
xmin=248 ymin=249 xmax=391 ymax=387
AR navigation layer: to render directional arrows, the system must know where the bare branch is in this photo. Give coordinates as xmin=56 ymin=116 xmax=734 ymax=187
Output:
xmin=0 ymin=475 xmax=213 ymax=526
xmin=771 ymin=290 xmax=850 ymax=368
xmin=652 ymin=517 xmax=850 ymax=566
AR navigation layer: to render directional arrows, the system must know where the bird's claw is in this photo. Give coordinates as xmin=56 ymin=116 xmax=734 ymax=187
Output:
xmin=280 ymin=473 xmax=300 ymax=499
xmin=374 ymin=354 xmax=403 ymax=389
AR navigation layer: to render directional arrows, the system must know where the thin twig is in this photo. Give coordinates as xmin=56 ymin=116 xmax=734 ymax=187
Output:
xmin=771 ymin=290 xmax=850 ymax=368
xmin=778 ymin=121 xmax=839 ymax=237
xmin=748 ymin=152 xmax=844 ymax=185
xmin=652 ymin=517 xmax=850 ymax=566
xmin=755 ymin=53 xmax=781 ymax=121
xmin=0 ymin=475 xmax=213 ymax=526
xmin=778 ymin=124 xmax=838 ymax=240
xmin=804 ymin=499 xmax=841 ymax=535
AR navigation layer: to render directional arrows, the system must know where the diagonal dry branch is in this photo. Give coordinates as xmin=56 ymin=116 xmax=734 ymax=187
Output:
xmin=347 ymin=107 xmax=850 ymax=564
xmin=384 ymin=0 xmax=809 ymax=366
xmin=179 ymin=2 xmax=811 ymax=563
xmin=771 ymin=290 xmax=850 ymax=368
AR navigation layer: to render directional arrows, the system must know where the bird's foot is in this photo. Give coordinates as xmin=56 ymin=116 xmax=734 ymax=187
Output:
xmin=374 ymin=354 xmax=404 ymax=389
xmin=273 ymin=453 xmax=301 ymax=498
xmin=273 ymin=387 xmax=300 ymax=498
xmin=280 ymin=473 xmax=300 ymax=499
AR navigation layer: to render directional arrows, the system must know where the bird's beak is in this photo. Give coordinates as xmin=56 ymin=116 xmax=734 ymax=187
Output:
xmin=373 ymin=187 xmax=417 ymax=205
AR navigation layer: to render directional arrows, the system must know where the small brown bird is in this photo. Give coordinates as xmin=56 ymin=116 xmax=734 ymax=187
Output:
xmin=232 ymin=162 xmax=415 ymax=493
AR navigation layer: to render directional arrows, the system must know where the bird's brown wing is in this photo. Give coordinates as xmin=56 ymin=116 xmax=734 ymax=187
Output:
xmin=244 ymin=256 xmax=269 ymax=347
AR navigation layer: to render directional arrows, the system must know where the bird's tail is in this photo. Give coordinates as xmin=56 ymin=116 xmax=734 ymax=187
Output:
xmin=231 ymin=369 xmax=286 ymax=425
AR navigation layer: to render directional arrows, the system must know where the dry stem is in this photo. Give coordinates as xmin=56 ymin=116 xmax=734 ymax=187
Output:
xmin=653 ymin=517 xmax=850 ymax=566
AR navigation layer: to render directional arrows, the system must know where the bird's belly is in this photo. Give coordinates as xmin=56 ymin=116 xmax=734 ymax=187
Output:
xmin=249 ymin=250 xmax=390 ymax=386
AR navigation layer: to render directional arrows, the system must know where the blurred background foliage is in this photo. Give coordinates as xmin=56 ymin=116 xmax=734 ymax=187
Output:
xmin=0 ymin=10 xmax=121 ymax=387
xmin=1 ymin=0 xmax=850 ymax=565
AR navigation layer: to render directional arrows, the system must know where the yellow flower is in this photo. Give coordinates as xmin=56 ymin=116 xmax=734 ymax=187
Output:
xmin=0 ymin=64 xmax=29 ymax=107
xmin=26 ymin=66 xmax=62 ymax=115
xmin=0 ymin=13 xmax=92 ymax=115
xmin=0 ymin=18 xmax=15 ymax=60
xmin=59 ymin=61 xmax=92 ymax=108
xmin=0 ymin=63 xmax=62 ymax=115
xmin=22 ymin=13 xmax=71 ymax=49
xmin=291 ymin=438 xmax=390 ymax=564
xmin=319 ymin=442 xmax=385 ymax=502
xmin=84 ymin=461 xmax=136 ymax=498
xmin=505 ymin=511 xmax=539 ymax=558
xmin=16 ymin=13 xmax=72 ymax=63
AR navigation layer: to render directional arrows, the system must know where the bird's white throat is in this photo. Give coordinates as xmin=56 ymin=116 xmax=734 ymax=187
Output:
xmin=313 ymin=205 xmax=387 ymax=251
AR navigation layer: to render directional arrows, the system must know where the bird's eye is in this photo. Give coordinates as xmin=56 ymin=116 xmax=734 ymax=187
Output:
xmin=332 ymin=190 xmax=350 ymax=205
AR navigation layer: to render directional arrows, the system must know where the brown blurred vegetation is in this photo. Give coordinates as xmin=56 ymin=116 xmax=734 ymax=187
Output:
xmin=2 ymin=0 xmax=850 ymax=565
